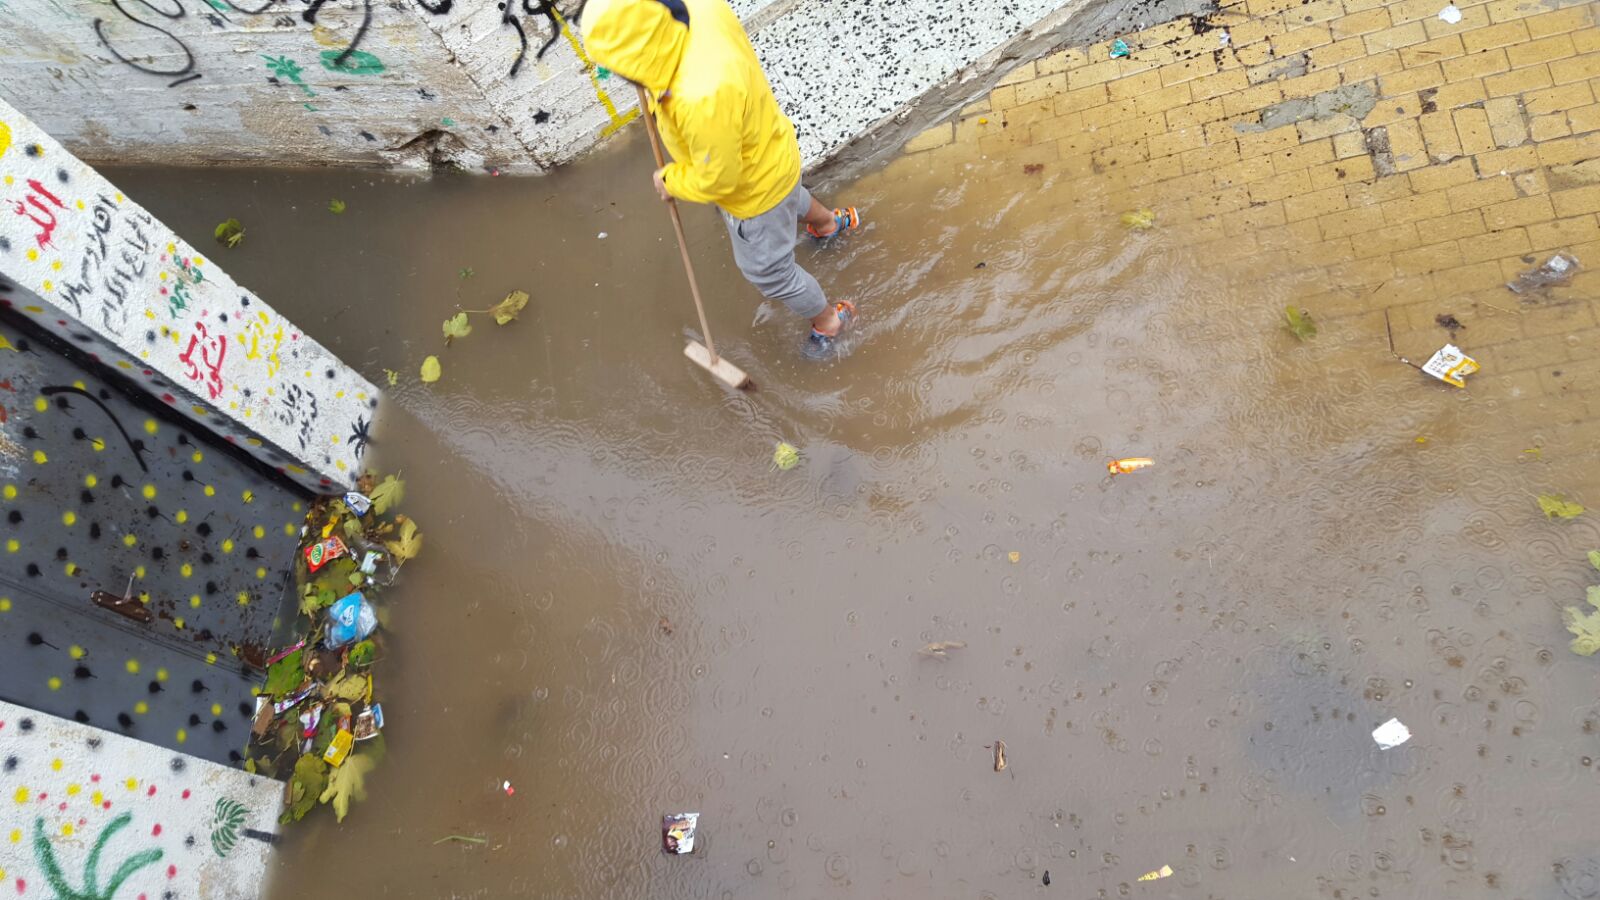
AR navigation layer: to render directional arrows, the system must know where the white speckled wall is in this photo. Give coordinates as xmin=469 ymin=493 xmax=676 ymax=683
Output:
xmin=0 ymin=98 xmax=377 ymax=493
xmin=0 ymin=701 xmax=284 ymax=900
xmin=0 ymin=0 xmax=1087 ymax=172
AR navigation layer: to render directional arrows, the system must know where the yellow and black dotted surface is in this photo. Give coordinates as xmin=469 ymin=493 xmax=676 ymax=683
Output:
xmin=0 ymin=317 xmax=306 ymax=766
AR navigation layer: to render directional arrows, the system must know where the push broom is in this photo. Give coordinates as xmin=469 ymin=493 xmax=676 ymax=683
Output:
xmin=636 ymin=84 xmax=753 ymax=390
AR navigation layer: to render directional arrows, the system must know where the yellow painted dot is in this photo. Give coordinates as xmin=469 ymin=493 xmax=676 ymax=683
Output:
xmin=64 ymin=563 xmax=77 ymax=577
xmin=134 ymin=565 xmax=145 ymax=579
xmin=90 ymin=437 xmax=105 ymax=452
xmin=221 ymin=539 xmax=234 ymax=554
xmin=47 ymin=677 xmax=61 ymax=691
xmin=243 ymin=490 xmax=256 ymax=503
xmin=204 ymin=485 xmax=216 ymax=497
xmin=51 ymin=260 xmax=62 ymax=271
xmin=205 ymin=652 xmax=218 ymax=665
xmin=90 ymin=791 xmax=103 ymax=805
xmin=60 ymin=823 xmax=72 ymax=837
xmin=236 ymin=592 xmax=250 ymax=606
xmin=13 ymin=787 xmax=27 ymax=804
xmin=7 ymin=829 xmax=19 ymax=843
xmin=189 ymin=595 xmax=201 ymax=608
xmin=2 ymin=485 xmax=14 ymax=499
xmin=176 ymin=729 xmax=187 ymax=744
xmin=137 ymin=592 xmax=149 ymax=606
xmin=61 ymin=511 xmax=75 ymax=526
xmin=192 ymin=451 xmax=203 ymax=463
xmin=72 ymin=381 xmax=84 ymax=391
xmin=144 ymin=419 xmax=158 ymax=435
xmin=180 ymin=563 xmax=193 ymax=578
xmin=283 ymin=524 xmax=296 ymax=536
xmin=122 ymin=534 xmax=136 ymax=547
xmin=0 ymin=868 xmax=5 ymax=880
xmin=84 ymin=474 xmax=97 ymax=488
xmin=125 ymin=777 xmax=138 ymax=790
xmin=50 ymin=758 xmax=62 ymax=772
xmin=0 ymin=598 xmax=10 ymax=612
xmin=255 ymin=567 xmax=267 ymax=579
xmin=293 ymin=502 xmax=303 ymax=511
xmin=125 ymin=659 xmax=139 ymax=674
xmin=6 ymin=540 xmax=18 ymax=553
xmin=69 ymin=645 xmax=84 ymax=659
xmin=252 ymin=526 xmax=265 ymax=539
xmin=133 ymin=701 xmax=148 ymax=715
xmin=32 ymin=450 xmax=47 ymax=465
xmin=174 ymin=509 xmax=188 ymax=525
xmin=65 ymin=784 xmax=79 ymax=796
xmin=210 ymin=703 xmax=223 ymax=716
xmin=173 ymin=618 xmax=184 ymax=629
xmin=140 ymin=485 xmax=156 ymax=500
xmin=191 ymin=405 xmax=206 ymax=417
xmin=155 ymin=668 xmax=167 ymax=681
xmin=33 ymin=398 xmax=47 ymax=412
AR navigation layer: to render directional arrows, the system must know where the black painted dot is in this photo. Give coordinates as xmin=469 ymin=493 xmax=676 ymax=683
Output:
xmin=204 ymin=581 xmax=218 ymax=595
xmin=369 ymin=399 xmax=379 ymax=409
xmin=191 ymin=679 xmax=206 ymax=693
xmin=227 ymin=750 xmax=242 ymax=763
xmin=187 ymin=713 xmax=201 ymax=726
xmin=53 ymin=396 xmax=68 ymax=409
xmin=151 ymin=547 xmax=164 ymax=560
xmin=196 ymin=522 xmax=212 ymax=537
xmin=145 ymin=506 xmax=160 ymax=519
xmin=326 ymin=369 xmax=336 ymax=379
xmin=18 ymin=718 xmax=32 ymax=731
xmin=82 ymin=489 xmax=96 ymax=505
xmin=15 ymin=339 xmax=28 ymax=352
xmin=240 ymin=296 xmax=250 ymax=307
xmin=56 ymin=168 xmax=70 ymax=183
xmin=26 ymin=632 xmax=45 ymax=646
xmin=199 ymin=552 xmax=214 ymax=565
xmin=148 ymin=680 xmax=162 ymax=694
xmin=182 ymin=471 xmax=194 ymax=482
xmin=74 ymin=665 xmax=93 ymax=679
xmin=88 ymin=521 xmax=101 ymax=538
xmin=71 ymin=333 xmax=91 ymax=343
xmin=0 ymin=237 xmax=10 ymax=252
xmin=73 ymin=710 xmax=90 ymax=723
xmin=238 ymin=701 xmax=252 ymax=717
xmin=111 ymin=474 xmax=125 ymax=488
xmin=54 ymin=547 xmax=67 ymax=560
xmin=22 ymin=426 xmax=37 ymax=439
xmin=25 ymin=563 xmax=39 ymax=576
xmin=146 ymin=331 xmax=157 ymax=343
xmin=71 ymin=427 xmax=86 ymax=440
xmin=132 ymin=439 xmax=145 ymax=453
xmin=211 ymin=719 xmax=227 ymax=733
xmin=184 ymin=835 xmax=196 ymax=848
xmin=7 ymin=510 xmax=21 ymax=524
xmin=169 ymin=757 xmax=185 ymax=772
xmin=3 ymin=756 xmax=16 ymax=772
xmin=85 ymin=737 xmax=100 ymax=749
xmin=245 ymin=548 xmax=260 ymax=559
xmin=177 ymin=434 xmax=190 ymax=446
xmin=117 ymin=713 xmax=133 ymax=729
xmin=24 ymin=144 xmax=40 ymax=157
xmin=97 ymin=388 xmax=110 ymax=401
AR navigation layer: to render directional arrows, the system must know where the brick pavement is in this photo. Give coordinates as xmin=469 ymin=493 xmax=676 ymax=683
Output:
xmin=902 ymin=0 xmax=1600 ymax=441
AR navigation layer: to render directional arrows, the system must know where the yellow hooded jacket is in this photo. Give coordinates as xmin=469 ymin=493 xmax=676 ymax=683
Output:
xmin=583 ymin=0 xmax=801 ymax=220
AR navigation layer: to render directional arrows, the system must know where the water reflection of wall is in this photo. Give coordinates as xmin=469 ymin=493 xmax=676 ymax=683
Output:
xmin=0 ymin=98 xmax=375 ymax=492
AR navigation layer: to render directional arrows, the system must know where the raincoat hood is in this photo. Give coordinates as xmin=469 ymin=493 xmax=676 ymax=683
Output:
xmin=582 ymin=0 xmax=688 ymax=92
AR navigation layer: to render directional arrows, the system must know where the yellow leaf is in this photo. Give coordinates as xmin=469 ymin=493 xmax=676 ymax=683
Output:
xmin=318 ymin=752 xmax=375 ymax=822
xmin=420 ymin=356 xmax=441 ymax=383
xmin=383 ymin=515 xmax=422 ymax=565
xmin=772 ymin=442 xmax=800 ymax=471
xmin=1008 ymin=551 xmax=1020 ymax=563
xmin=489 ymin=290 xmax=529 ymax=325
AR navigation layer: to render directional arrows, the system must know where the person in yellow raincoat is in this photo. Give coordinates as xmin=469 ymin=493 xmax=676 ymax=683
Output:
xmin=584 ymin=0 xmax=861 ymax=351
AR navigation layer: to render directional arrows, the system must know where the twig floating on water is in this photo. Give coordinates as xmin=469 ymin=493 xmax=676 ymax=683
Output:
xmin=434 ymin=835 xmax=488 ymax=846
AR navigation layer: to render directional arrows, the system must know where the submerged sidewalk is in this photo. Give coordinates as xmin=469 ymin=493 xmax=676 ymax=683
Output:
xmin=901 ymin=0 xmax=1600 ymax=430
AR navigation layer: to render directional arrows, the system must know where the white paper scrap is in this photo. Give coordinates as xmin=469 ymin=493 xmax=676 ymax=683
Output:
xmin=1438 ymin=4 xmax=1462 ymax=23
xmin=1372 ymin=717 xmax=1411 ymax=749
xmin=1421 ymin=344 xmax=1479 ymax=387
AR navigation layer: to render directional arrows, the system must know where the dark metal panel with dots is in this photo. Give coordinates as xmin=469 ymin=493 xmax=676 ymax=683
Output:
xmin=0 ymin=315 xmax=308 ymax=766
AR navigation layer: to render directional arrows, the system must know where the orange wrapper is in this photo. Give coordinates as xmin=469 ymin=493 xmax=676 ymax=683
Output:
xmin=1107 ymin=457 xmax=1154 ymax=475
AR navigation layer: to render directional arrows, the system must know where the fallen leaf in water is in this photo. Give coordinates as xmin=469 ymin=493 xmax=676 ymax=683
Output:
xmin=918 ymin=640 xmax=967 ymax=659
xmin=319 ymin=752 xmax=375 ymax=822
xmin=264 ymin=649 xmax=305 ymax=699
xmin=383 ymin=515 xmax=422 ymax=566
xmin=459 ymin=267 xmax=475 ymax=280
xmin=214 ymin=218 xmax=245 ymax=249
xmin=1284 ymin=305 xmax=1317 ymax=340
xmin=1008 ymin=551 xmax=1021 ymax=563
xmin=488 ymin=290 xmax=529 ymax=325
xmin=1120 ymin=208 xmax=1155 ymax=230
xmin=369 ymin=474 xmax=405 ymax=516
xmin=1566 ymin=589 xmax=1600 ymax=655
xmin=773 ymin=442 xmax=800 ymax=471
xmin=383 ymin=369 xmax=399 ymax=386
xmin=992 ymin=739 xmax=1007 ymax=772
xmin=1435 ymin=312 xmax=1463 ymax=332
xmin=1538 ymin=494 xmax=1584 ymax=519
xmin=1589 ymin=550 xmax=1600 ymax=571
xmin=420 ymin=356 xmax=441 ymax=383
xmin=658 ymin=616 xmax=674 ymax=636
xmin=1138 ymin=864 xmax=1174 ymax=881
xmin=1414 ymin=436 xmax=1427 ymax=444
xmin=324 ymin=672 xmax=369 ymax=703
xmin=328 ymin=198 xmax=347 ymax=214
xmin=442 ymin=313 xmax=472 ymax=344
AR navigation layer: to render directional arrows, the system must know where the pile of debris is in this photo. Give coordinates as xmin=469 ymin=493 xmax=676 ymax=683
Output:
xmin=243 ymin=472 xmax=420 ymax=824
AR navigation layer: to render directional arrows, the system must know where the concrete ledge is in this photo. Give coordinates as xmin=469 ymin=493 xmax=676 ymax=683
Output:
xmin=0 ymin=98 xmax=376 ymax=492
xmin=0 ymin=700 xmax=283 ymax=900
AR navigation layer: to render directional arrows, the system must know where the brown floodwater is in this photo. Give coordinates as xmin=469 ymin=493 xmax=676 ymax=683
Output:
xmin=109 ymin=124 xmax=1600 ymax=899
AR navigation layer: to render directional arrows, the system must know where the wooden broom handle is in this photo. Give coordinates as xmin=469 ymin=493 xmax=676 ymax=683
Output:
xmin=637 ymin=85 xmax=719 ymax=364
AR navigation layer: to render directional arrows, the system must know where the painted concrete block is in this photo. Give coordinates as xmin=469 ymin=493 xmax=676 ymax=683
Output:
xmin=0 ymin=700 xmax=283 ymax=900
xmin=0 ymin=98 xmax=377 ymax=492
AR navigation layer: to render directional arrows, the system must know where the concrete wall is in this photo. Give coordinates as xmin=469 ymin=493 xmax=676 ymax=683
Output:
xmin=0 ymin=0 xmax=1094 ymax=173
xmin=0 ymin=700 xmax=283 ymax=900
xmin=0 ymin=97 xmax=376 ymax=492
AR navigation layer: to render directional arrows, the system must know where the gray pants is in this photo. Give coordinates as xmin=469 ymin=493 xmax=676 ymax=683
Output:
xmin=720 ymin=182 xmax=828 ymax=319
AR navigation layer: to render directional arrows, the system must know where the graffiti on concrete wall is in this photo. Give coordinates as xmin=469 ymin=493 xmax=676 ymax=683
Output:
xmin=0 ymin=98 xmax=377 ymax=492
xmin=0 ymin=701 xmax=283 ymax=899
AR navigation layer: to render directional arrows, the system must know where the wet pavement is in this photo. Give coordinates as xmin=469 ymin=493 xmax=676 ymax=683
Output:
xmin=107 ymin=8 xmax=1600 ymax=891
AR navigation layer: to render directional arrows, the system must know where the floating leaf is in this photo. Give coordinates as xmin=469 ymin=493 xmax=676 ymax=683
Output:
xmin=263 ymin=649 xmax=304 ymax=699
xmin=1120 ymin=208 xmax=1155 ymax=231
xmin=328 ymin=198 xmax=347 ymax=214
xmin=1590 ymin=550 xmax=1600 ymax=571
xmin=285 ymin=755 xmax=327 ymax=822
xmin=1284 ymin=305 xmax=1317 ymax=340
xmin=1008 ymin=551 xmax=1021 ymax=563
xmin=458 ymin=267 xmax=475 ymax=280
xmin=342 ymin=517 xmax=365 ymax=542
xmin=349 ymin=640 xmax=376 ymax=668
xmin=489 ymin=290 xmax=530 ymax=325
xmin=420 ymin=356 xmax=441 ymax=383
xmin=369 ymin=474 xmax=405 ymax=516
xmin=383 ymin=515 xmax=422 ymax=565
xmin=442 ymin=312 xmax=472 ymax=343
xmin=214 ymin=218 xmax=245 ymax=249
xmin=1588 ymin=584 xmax=1600 ymax=609
xmin=383 ymin=368 xmax=399 ymax=386
xmin=325 ymin=672 xmax=369 ymax=703
xmin=1566 ymin=605 xmax=1600 ymax=656
xmin=772 ymin=442 xmax=800 ymax=471
xmin=318 ymin=752 xmax=376 ymax=822
xmin=1538 ymin=494 xmax=1584 ymax=519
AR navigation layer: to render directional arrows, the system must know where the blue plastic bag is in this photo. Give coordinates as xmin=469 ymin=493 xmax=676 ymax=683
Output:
xmin=327 ymin=592 xmax=377 ymax=648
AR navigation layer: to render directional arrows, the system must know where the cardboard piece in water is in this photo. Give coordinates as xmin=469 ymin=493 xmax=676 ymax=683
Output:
xmin=1421 ymin=344 xmax=1479 ymax=388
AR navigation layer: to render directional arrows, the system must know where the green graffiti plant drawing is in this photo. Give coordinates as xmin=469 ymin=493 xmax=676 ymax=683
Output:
xmin=210 ymin=798 xmax=249 ymax=858
xmin=320 ymin=49 xmax=385 ymax=76
xmin=32 ymin=811 xmax=164 ymax=900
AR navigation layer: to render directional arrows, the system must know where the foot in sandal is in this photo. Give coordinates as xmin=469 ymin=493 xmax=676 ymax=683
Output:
xmin=807 ymin=207 xmax=861 ymax=245
xmin=805 ymin=300 xmax=856 ymax=356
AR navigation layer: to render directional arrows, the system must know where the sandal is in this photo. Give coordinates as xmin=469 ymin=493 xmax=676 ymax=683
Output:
xmin=807 ymin=207 xmax=861 ymax=244
xmin=807 ymin=299 xmax=857 ymax=352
